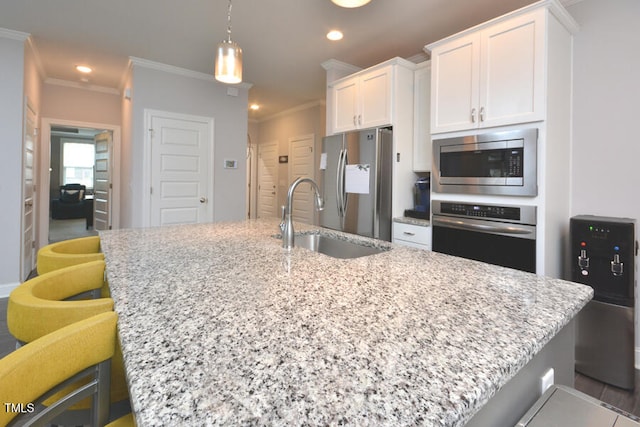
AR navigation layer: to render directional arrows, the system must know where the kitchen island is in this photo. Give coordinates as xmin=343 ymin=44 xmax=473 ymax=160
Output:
xmin=99 ymin=219 xmax=592 ymax=426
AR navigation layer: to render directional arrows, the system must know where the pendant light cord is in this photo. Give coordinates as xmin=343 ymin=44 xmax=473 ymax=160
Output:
xmin=226 ymin=0 xmax=233 ymax=42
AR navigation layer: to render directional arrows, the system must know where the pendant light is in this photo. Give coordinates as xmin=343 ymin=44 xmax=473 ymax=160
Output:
xmin=215 ymin=0 xmax=242 ymax=84
xmin=331 ymin=0 xmax=371 ymax=7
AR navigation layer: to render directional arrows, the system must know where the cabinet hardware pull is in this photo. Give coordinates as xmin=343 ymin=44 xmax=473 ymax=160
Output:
xmin=479 ymin=107 xmax=485 ymax=122
xmin=353 ymin=115 xmax=357 ymax=126
xmin=471 ymin=108 xmax=477 ymax=123
xmin=403 ymin=231 xmax=416 ymax=236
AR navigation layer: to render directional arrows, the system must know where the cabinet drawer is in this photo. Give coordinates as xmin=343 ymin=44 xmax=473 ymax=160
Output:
xmin=393 ymin=222 xmax=431 ymax=249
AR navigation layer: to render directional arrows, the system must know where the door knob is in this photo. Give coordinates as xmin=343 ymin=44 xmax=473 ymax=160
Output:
xmin=199 ymin=197 xmax=207 ymax=203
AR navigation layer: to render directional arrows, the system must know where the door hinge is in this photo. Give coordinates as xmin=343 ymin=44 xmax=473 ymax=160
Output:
xmin=150 ymin=187 xmax=153 ymax=195
xmin=31 ymin=241 xmax=36 ymax=249
xmin=149 ymin=128 xmax=155 ymax=138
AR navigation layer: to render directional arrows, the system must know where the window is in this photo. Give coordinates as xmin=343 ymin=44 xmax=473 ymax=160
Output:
xmin=62 ymin=142 xmax=94 ymax=189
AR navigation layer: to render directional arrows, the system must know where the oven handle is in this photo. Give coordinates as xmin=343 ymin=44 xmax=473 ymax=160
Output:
xmin=432 ymin=216 xmax=535 ymax=239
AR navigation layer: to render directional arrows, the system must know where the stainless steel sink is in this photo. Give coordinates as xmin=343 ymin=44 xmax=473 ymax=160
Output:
xmin=294 ymin=233 xmax=388 ymax=259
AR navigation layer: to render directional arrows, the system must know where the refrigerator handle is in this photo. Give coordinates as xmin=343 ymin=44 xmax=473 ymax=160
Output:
xmin=336 ymin=149 xmax=345 ymax=218
xmin=341 ymin=149 xmax=349 ymax=226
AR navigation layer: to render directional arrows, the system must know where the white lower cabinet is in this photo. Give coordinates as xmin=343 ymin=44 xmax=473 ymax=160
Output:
xmin=393 ymin=222 xmax=432 ymax=251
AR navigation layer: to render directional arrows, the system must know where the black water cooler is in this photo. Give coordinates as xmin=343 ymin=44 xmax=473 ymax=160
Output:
xmin=570 ymin=215 xmax=637 ymax=390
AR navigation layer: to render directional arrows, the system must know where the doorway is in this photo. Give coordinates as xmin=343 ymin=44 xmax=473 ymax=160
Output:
xmin=39 ymin=119 xmax=121 ymax=249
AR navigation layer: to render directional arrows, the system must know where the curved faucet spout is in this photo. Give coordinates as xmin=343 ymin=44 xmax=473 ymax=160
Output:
xmin=281 ymin=177 xmax=324 ymax=249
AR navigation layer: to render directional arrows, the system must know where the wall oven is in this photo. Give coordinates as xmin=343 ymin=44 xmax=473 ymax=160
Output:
xmin=432 ymin=200 xmax=537 ymax=273
xmin=433 ymin=128 xmax=538 ymax=196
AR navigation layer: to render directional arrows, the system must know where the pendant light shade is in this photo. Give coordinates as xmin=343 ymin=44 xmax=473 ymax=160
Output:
xmin=215 ymin=39 xmax=242 ymax=84
xmin=215 ymin=0 xmax=242 ymax=84
xmin=331 ymin=0 xmax=371 ymax=7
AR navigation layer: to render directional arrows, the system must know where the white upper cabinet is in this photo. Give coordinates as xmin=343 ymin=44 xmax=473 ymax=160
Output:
xmin=429 ymin=9 xmax=546 ymax=134
xmin=329 ymin=64 xmax=393 ymax=134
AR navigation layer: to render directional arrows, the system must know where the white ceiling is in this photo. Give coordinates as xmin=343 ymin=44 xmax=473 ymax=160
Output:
xmin=0 ymin=0 xmax=549 ymax=120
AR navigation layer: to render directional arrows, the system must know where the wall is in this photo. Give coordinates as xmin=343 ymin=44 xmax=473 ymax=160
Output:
xmin=257 ymin=103 xmax=326 ymax=215
xmin=126 ymin=61 xmax=249 ymax=227
xmin=567 ymin=0 xmax=640 ymax=365
xmin=120 ymin=65 xmax=134 ymax=228
xmin=0 ymin=34 xmax=25 ymax=293
xmin=41 ymin=83 xmax=121 ymax=125
xmin=568 ymin=0 xmax=639 ymax=221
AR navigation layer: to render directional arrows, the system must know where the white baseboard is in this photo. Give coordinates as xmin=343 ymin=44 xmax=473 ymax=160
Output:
xmin=0 ymin=282 xmax=19 ymax=298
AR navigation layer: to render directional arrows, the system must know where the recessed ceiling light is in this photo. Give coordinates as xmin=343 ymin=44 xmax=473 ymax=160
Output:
xmin=250 ymin=104 xmax=260 ymax=111
xmin=76 ymin=65 xmax=92 ymax=74
xmin=331 ymin=0 xmax=371 ymax=7
xmin=327 ymin=30 xmax=344 ymax=41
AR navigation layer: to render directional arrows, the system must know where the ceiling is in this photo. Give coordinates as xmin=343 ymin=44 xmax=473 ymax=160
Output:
xmin=0 ymin=0 xmax=552 ymax=120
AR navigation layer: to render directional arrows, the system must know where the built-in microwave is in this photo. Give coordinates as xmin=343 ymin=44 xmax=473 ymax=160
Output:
xmin=432 ymin=128 xmax=538 ymax=196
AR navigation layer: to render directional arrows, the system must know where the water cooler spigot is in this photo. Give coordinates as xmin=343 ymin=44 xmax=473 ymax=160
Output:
xmin=578 ymin=248 xmax=590 ymax=275
xmin=611 ymin=253 xmax=624 ymax=276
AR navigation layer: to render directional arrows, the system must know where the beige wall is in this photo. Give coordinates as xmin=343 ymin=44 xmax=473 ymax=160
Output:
xmin=256 ymin=103 xmax=326 ymax=215
xmin=41 ymin=83 xmax=121 ymax=125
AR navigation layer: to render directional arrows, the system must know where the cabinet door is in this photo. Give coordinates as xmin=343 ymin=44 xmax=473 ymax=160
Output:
xmin=359 ymin=66 xmax=392 ymax=129
xmin=331 ymin=77 xmax=359 ymax=133
xmin=430 ymin=33 xmax=480 ymax=134
xmin=413 ymin=64 xmax=431 ymax=171
xmin=480 ymin=9 xmax=545 ymax=128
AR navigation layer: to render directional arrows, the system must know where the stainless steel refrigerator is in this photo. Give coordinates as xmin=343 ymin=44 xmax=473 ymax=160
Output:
xmin=319 ymin=127 xmax=393 ymax=241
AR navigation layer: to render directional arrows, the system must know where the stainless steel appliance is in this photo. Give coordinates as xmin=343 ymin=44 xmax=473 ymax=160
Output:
xmin=319 ymin=128 xmax=393 ymax=241
xmin=432 ymin=128 xmax=537 ymax=196
xmin=570 ymin=215 xmax=637 ymax=390
xmin=432 ymin=200 xmax=537 ymax=273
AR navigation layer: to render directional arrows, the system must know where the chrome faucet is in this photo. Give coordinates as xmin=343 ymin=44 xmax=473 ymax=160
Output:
xmin=280 ymin=177 xmax=324 ymax=249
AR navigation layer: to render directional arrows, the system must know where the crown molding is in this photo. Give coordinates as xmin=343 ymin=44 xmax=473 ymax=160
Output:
xmin=129 ymin=56 xmax=253 ymax=89
xmin=561 ymin=0 xmax=586 ymax=6
xmin=0 ymin=27 xmax=29 ymax=41
xmin=320 ymin=59 xmax=362 ymax=74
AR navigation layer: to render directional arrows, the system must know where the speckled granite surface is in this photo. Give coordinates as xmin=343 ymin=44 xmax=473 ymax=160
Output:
xmin=99 ymin=219 xmax=592 ymax=427
xmin=393 ymin=216 xmax=431 ymax=227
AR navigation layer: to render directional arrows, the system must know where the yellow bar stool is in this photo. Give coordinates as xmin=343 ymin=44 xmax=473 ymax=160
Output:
xmin=7 ymin=260 xmax=131 ymax=425
xmin=37 ymin=235 xmax=104 ymax=275
xmin=0 ymin=312 xmax=134 ymax=426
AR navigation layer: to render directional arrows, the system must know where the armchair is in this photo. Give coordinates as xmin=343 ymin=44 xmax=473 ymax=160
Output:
xmin=50 ymin=184 xmax=94 ymax=228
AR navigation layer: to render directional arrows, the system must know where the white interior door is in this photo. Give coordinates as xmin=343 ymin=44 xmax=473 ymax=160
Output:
xmin=21 ymin=100 xmax=37 ymax=280
xmin=257 ymin=141 xmax=278 ymax=219
xmin=93 ymin=131 xmax=112 ymax=231
xmin=288 ymin=134 xmax=316 ymax=225
xmin=149 ymin=113 xmax=214 ymax=227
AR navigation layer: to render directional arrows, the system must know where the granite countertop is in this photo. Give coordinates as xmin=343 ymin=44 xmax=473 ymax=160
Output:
xmin=393 ymin=216 xmax=431 ymax=227
xmin=99 ymin=219 xmax=592 ymax=426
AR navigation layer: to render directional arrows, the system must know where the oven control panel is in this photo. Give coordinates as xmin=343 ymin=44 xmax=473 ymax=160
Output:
xmin=439 ymin=202 xmax=521 ymax=220
xmin=433 ymin=201 xmax=537 ymax=225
